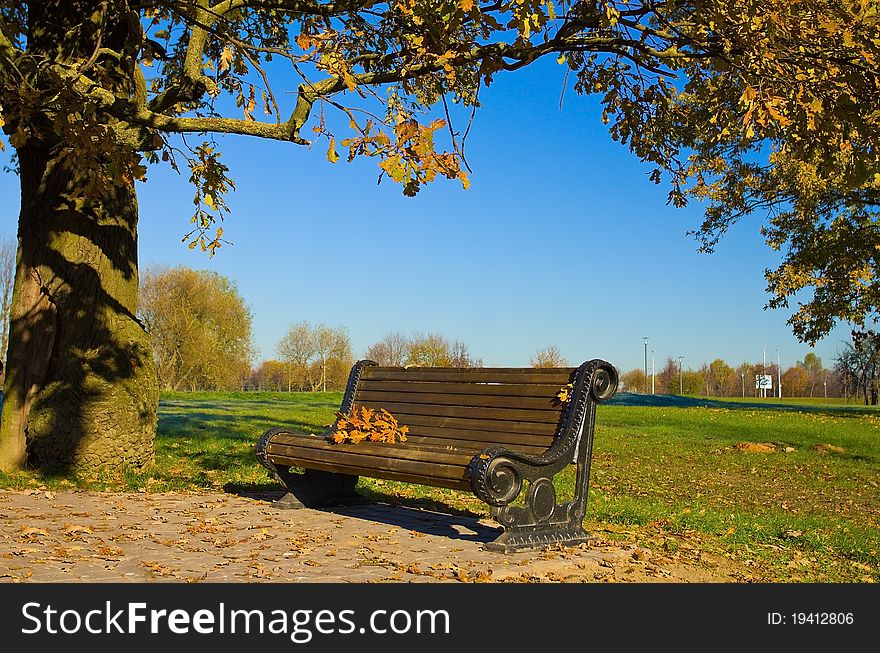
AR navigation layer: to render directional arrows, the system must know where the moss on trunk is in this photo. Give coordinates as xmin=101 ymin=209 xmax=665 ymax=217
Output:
xmin=0 ymin=142 xmax=157 ymax=473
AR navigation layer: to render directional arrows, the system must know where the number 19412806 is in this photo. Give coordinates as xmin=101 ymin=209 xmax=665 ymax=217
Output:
xmin=768 ymin=612 xmax=854 ymax=625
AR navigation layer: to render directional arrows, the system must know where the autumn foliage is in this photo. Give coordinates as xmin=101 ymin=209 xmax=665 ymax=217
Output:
xmin=330 ymin=406 xmax=409 ymax=445
xmin=555 ymin=383 xmax=574 ymax=404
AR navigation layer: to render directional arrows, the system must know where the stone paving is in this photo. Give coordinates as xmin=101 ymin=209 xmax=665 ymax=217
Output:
xmin=0 ymin=489 xmax=738 ymax=583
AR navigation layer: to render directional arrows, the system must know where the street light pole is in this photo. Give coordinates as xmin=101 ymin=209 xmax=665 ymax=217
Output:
xmin=763 ymin=344 xmax=767 ymax=399
xmin=643 ymin=337 xmax=649 ymax=394
xmin=678 ymin=356 xmax=683 ymax=395
xmin=777 ymin=349 xmax=782 ymax=399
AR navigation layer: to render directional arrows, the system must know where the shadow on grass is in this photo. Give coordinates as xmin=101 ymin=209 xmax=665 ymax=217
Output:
xmin=608 ymin=392 xmax=877 ymax=418
xmin=157 ymin=412 xmax=329 ymax=442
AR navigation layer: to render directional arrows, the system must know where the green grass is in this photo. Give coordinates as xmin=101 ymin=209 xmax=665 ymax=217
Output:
xmin=0 ymin=391 xmax=877 ymax=582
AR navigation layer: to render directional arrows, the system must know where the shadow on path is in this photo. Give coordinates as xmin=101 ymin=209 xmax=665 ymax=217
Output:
xmin=229 ymin=486 xmax=499 ymax=543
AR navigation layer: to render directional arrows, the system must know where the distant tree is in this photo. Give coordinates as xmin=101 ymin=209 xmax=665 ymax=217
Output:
xmin=836 ymin=331 xmax=880 ymax=405
xmin=801 ymin=352 xmax=825 ymax=398
xmin=365 ymin=332 xmax=479 ymax=368
xmin=681 ymin=369 xmax=705 ymax=396
xmin=364 ymin=332 xmax=410 ymax=367
xmin=313 ymin=325 xmax=353 ymax=391
xmin=406 ymin=333 xmax=452 ymax=367
xmin=0 ymin=235 xmax=14 ymax=373
xmin=277 ymin=322 xmax=352 ymax=391
xmin=657 ymin=358 xmax=680 ymax=394
xmin=452 ymin=340 xmax=482 ymax=367
xmin=621 ymin=368 xmax=646 ymax=394
xmin=312 ymin=354 xmax=355 ymax=392
xmin=707 ymin=359 xmax=736 ymax=396
xmin=531 ymin=346 xmax=568 ymax=368
xmin=735 ymin=363 xmax=760 ymax=397
xmin=276 ymin=322 xmax=318 ymax=391
xmin=405 ymin=333 xmax=479 ymax=368
xmin=251 ymin=360 xmax=288 ymax=392
xmin=139 ymin=266 xmax=255 ymax=391
xmin=782 ymin=366 xmax=809 ymax=397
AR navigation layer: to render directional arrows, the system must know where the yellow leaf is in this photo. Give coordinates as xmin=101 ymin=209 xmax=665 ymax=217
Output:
xmin=219 ymin=47 xmax=233 ymax=72
xmin=327 ymin=138 xmax=340 ymax=163
xmin=460 ymin=0 xmax=474 ymax=11
xmin=203 ymin=194 xmax=216 ymax=210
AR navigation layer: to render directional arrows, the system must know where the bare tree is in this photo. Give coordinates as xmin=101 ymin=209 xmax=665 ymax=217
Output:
xmin=364 ymin=332 xmax=410 ymax=367
xmin=364 ymin=332 xmax=479 ymax=368
xmin=450 ymin=340 xmax=482 ymax=368
xmin=277 ymin=322 xmax=352 ymax=391
xmin=314 ymin=325 xmax=353 ymax=392
xmin=276 ymin=322 xmax=319 ymax=392
xmin=836 ymin=331 xmax=880 ymax=405
xmin=0 ymin=236 xmax=15 ymax=374
xmin=801 ymin=353 xmax=825 ymax=397
xmin=531 ymin=346 xmax=568 ymax=368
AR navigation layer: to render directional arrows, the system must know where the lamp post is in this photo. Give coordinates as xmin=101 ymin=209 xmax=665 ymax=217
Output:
xmin=777 ymin=349 xmax=782 ymax=399
xmin=643 ymin=337 xmax=649 ymax=394
xmin=741 ymin=370 xmax=745 ymax=398
xmin=763 ymin=344 xmax=767 ymax=398
xmin=678 ymin=356 xmax=683 ymax=395
xmin=824 ymin=380 xmax=827 ymax=400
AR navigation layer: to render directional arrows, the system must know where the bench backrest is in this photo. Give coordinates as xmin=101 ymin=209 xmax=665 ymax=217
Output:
xmin=350 ymin=365 xmax=576 ymax=456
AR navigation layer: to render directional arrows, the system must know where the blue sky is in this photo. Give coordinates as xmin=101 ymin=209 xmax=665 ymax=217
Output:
xmin=0 ymin=58 xmax=853 ymax=374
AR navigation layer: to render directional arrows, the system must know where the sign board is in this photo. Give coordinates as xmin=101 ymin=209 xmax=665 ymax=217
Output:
xmin=755 ymin=374 xmax=773 ymax=390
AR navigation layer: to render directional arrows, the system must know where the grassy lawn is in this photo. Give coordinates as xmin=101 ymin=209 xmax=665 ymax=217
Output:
xmin=1 ymin=391 xmax=877 ymax=582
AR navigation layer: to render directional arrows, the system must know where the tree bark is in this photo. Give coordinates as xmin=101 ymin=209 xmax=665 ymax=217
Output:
xmin=0 ymin=143 xmax=158 ymax=473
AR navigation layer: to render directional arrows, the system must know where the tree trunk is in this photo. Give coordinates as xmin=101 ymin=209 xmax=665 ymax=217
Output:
xmin=0 ymin=143 xmax=158 ymax=473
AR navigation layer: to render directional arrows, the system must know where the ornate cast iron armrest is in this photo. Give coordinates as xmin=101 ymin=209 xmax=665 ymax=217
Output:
xmin=468 ymin=359 xmax=618 ymax=506
xmin=255 ymin=426 xmax=310 ymax=482
xmin=466 ymin=360 xmax=618 ymax=552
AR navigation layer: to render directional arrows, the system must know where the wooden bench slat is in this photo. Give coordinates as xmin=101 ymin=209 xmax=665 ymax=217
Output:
xmin=267 ymin=425 xmax=553 ymax=451
xmin=268 ymin=457 xmax=472 ymax=491
xmin=402 ymin=425 xmax=554 ymax=449
xmin=370 ymin=411 xmax=559 ymax=437
xmin=267 ymin=435 xmax=474 ymax=465
xmin=357 ymin=380 xmax=567 ymax=398
xmin=361 ymin=367 xmax=574 ymax=384
xmin=354 ymin=389 xmax=563 ymax=412
xmin=354 ymin=400 xmax=563 ymax=424
xmin=367 ymin=366 xmax=574 ymax=375
xmin=402 ymin=435 xmax=548 ymax=455
xmin=265 ymin=445 xmax=468 ymax=482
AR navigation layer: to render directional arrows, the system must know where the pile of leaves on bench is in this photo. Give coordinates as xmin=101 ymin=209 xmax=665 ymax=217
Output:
xmin=328 ymin=406 xmax=409 ymax=445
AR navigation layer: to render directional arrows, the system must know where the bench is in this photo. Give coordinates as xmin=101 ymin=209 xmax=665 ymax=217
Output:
xmin=255 ymin=358 xmax=618 ymax=553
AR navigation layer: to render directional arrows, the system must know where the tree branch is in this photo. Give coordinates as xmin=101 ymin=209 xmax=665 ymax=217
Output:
xmin=0 ymin=18 xmax=25 ymax=86
xmin=126 ymin=30 xmax=682 ymax=145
